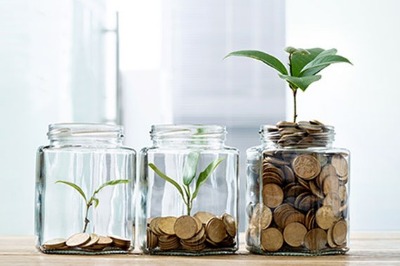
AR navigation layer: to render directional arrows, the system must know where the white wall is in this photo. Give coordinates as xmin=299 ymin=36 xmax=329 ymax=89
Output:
xmin=286 ymin=0 xmax=400 ymax=230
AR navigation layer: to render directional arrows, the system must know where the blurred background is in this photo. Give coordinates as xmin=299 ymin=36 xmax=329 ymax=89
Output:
xmin=1 ymin=0 xmax=399 ymax=235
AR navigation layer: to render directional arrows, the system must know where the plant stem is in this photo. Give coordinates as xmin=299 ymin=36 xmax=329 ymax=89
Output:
xmin=82 ymin=203 xmax=91 ymax=233
xmin=292 ymin=88 xmax=298 ymax=123
xmin=185 ymin=185 xmax=192 ymax=216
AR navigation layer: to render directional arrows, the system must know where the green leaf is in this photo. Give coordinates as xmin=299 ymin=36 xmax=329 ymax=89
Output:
xmin=92 ymin=197 xmax=99 ymax=207
xmin=285 ymin=46 xmax=309 ymax=55
xmin=279 ymin=74 xmax=322 ymax=91
xmin=182 ymin=152 xmax=200 ymax=186
xmin=148 ymin=163 xmax=185 ymax=200
xmin=225 ymin=50 xmax=288 ymax=75
xmin=192 ymin=158 xmax=224 ymax=200
xmin=290 ymin=48 xmax=324 ymax=77
xmin=56 ymin=180 xmax=87 ymax=202
xmin=94 ymin=179 xmax=129 ymax=195
xmin=300 ymin=54 xmax=352 ymax=76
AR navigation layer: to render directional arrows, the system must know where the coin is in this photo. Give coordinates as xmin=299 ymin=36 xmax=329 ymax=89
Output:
xmin=147 ymin=229 xmax=158 ymax=249
xmin=222 ymin=213 xmax=237 ymax=237
xmin=283 ymin=222 xmax=307 ymax=247
xmin=331 ymin=154 xmax=348 ymax=177
xmin=292 ymin=154 xmax=321 ymax=180
xmin=174 ymin=215 xmax=198 ymax=240
xmin=323 ymin=175 xmax=339 ymax=195
xmin=323 ymin=192 xmax=341 ymax=217
xmin=66 ymin=233 xmax=90 ymax=247
xmin=206 ymin=217 xmax=227 ymax=243
xmin=97 ymin=235 xmax=113 ymax=245
xmin=259 ymin=205 xmax=273 ymax=229
xmin=261 ymin=227 xmax=284 ymax=252
xmin=43 ymin=238 xmax=67 ymax=249
xmin=304 ymin=228 xmax=327 ymax=251
xmin=80 ymin=233 xmax=99 ymax=248
xmin=194 ymin=211 xmax=215 ymax=225
xmin=109 ymin=235 xmax=131 ymax=249
xmin=158 ymin=216 xmax=177 ymax=235
xmin=332 ymin=220 xmax=347 ymax=246
xmin=262 ymin=183 xmax=284 ymax=208
xmin=316 ymin=206 xmax=337 ymax=230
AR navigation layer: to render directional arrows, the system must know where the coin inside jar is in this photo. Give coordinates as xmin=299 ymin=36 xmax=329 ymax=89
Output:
xmin=174 ymin=215 xmax=198 ymax=240
xmin=66 ymin=233 xmax=90 ymax=247
xmin=292 ymin=154 xmax=321 ymax=180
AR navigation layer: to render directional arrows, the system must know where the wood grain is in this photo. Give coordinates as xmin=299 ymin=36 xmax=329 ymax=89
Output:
xmin=0 ymin=232 xmax=400 ymax=265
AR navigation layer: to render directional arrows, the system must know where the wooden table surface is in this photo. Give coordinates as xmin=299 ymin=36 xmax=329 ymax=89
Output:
xmin=1 ymin=232 xmax=400 ymax=265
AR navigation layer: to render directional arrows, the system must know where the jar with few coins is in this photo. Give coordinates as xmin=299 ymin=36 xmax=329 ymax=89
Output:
xmin=246 ymin=121 xmax=350 ymax=255
xmin=138 ymin=125 xmax=239 ymax=255
xmin=35 ymin=123 xmax=136 ymax=254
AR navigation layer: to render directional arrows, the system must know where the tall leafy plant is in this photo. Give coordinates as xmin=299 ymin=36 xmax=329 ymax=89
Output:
xmin=225 ymin=47 xmax=352 ymax=122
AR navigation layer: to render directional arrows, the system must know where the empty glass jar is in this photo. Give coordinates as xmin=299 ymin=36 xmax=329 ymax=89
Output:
xmin=138 ymin=125 xmax=239 ymax=255
xmin=246 ymin=121 xmax=350 ymax=255
xmin=35 ymin=123 xmax=136 ymax=254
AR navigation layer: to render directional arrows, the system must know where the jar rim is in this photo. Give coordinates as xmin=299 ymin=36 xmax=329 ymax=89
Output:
xmin=47 ymin=123 xmax=124 ymax=140
xmin=150 ymin=124 xmax=226 ymax=139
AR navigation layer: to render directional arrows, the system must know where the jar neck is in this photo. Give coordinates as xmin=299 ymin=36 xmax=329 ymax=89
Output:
xmin=150 ymin=124 xmax=226 ymax=149
xmin=259 ymin=121 xmax=335 ymax=149
xmin=47 ymin=123 xmax=124 ymax=147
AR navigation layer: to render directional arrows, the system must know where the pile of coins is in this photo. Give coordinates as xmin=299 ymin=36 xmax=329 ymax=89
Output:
xmin=42 ymin=233 xmax=131 ymax=252
xmin=263 ymin=120 xmax=333 ymax=148
xmin=246 ymin=122 xmax=349 ymax=254
xmin=147 ymin=212 xmax=237 ymax=253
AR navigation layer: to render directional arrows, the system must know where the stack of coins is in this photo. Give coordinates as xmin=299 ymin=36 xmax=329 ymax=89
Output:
xmin=264 ymin=120 xmax=333 ymax=148
xmin=246 ymin=138 xmax=349 ymax=254
xmin=42 ymin=233 xmax=131 ymax=252
xmin=147 ymin=212 xmax=237 ymax=252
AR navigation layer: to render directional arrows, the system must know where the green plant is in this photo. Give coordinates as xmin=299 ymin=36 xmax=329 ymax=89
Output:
xmin=148 ymin=152 xmax=224 ymax=216
xmin=225 ymin=47 xmax=352 ymax=122
xmin=56 ymin=179 xmax=129 ymax=233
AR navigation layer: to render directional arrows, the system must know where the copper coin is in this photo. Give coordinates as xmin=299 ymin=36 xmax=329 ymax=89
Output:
xmin=292 ymin=154 xmax=321 ymax=180
xmin=261 ymin=227 xmax=284 ymax=252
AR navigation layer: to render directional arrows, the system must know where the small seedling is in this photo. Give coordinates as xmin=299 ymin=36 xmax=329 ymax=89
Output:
xmin=149 ymin=152 xmax=224 ymax=216
xmin=56 ymin=179 xmax=129 ymax=233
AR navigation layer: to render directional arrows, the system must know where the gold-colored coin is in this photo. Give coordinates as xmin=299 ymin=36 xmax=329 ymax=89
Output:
xmin=97 ymin=235 xmax=113 ymax=245
xmin=206 ymin=217 xmax=227 ymax=243
xmin=222 ymin=213 xmax=237 ymax=237
xmin=283 ymin=222 xmax=307 ymax=247
xmin=66 ymin=233 xmax=90 ymax=247
xmin=323 ymin=192 xmax=341 ymax=217
xmin=158 ymin=235 xmax=180 ymax=250
xmin=332 ymin=220 xmax=347 ymax=246
xmin=317 ymin=164 xmax=336 ymax=187
xmin=183 ymin=226 xmax=206 ymax=244
xmin=43 ymin=238 xmax=67 ymax=249
xmin=147 ymin=229 xmax=158 ymax=249
xmin=292 ymin=154 xmax=321 ymax=180
xmin=262 ymin=183 xmax=284 ymax=208
xmin=327 ymin=226 xmax=337 ymax=248
xmin=260 ymin=205 xmax=273 ymax=229
xmin=80 ymin=233 xmax=99 ymax=248
xmin=194 ymin=211 xmax=215 ymax=225
xmin=174 ymin=215 xmax=198 ymax=240
xmin=316 ymin=206 xmax=337 ymax=230
xmin=323 ymin=175 xmax=339 ymax=195
xmin=149 ymin=217 xmax=163 ymax=235
xmin=339 ymin=185 xmax=347 ymax=202
xmin=261 ymin=227 xmax=283 ymax=252
xmin=109 ymin=235 xmax=131 ymax=249
xmin=158 ymin=216 xmax=177 ymax=235
xmin=304 ymin=228 xmax=327 ymax=251
xmin=331 ymin=154 xmax=348 ymax=177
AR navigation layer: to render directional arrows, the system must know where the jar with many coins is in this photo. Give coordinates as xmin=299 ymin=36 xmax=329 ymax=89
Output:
xmin=246 ymin=121 xmax=350 ymax=255
xmin=35 ymin=123 xmax=136 ymax=254
xmin=138 ymin=125 xmax=239 ymax=255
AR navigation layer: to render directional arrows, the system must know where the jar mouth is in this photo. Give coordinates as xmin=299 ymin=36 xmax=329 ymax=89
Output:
xmin=48 ymin=123 xmax=124 ymax=140
xmin=260 ymin=121 xmax=335 ymax=148
xmin=150 ymin=124 xmax=226 ymax=139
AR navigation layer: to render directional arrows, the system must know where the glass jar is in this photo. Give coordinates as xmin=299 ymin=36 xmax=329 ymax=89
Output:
xmin=246 ymin=121 xmax=350 ymax=255
xmin=35 ymin=123 xmax=136 ymax=254
xmin=138 ymin=125 xmax=239 ymax=255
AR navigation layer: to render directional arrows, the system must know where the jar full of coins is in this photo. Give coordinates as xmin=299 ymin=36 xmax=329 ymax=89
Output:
xmin=246 ymin=121 xmax=350 ymax=255
xmin=35 ymin=123 xmax=136 ymax=254
xmin=138 ymin=125 xmax=239 ymax=255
